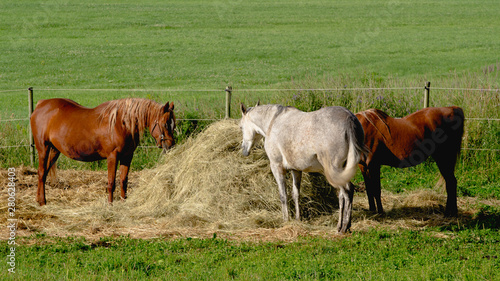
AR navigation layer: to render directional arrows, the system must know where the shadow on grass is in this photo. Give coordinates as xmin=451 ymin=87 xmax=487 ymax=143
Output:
xmin=361 ymin=203 xmax=500 ymax=231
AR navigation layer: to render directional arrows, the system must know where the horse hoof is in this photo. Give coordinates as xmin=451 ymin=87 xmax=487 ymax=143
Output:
xmin=337 ymin=227 xmax=350 ymax=234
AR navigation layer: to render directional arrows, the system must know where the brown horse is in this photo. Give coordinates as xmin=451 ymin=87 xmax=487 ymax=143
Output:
xmin=356 ymin=106 xmax=464 ymax=216
xmin=30 ymin=98 xmax=176 ymax=206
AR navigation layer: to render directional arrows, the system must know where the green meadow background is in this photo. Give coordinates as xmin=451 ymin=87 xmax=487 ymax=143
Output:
xmin=1 ymin=0 xmax=499 ymax=279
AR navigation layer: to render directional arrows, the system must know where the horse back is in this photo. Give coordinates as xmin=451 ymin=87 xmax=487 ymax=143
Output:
xmin=31 ymin=98 xmax=113 ymax=161
xmin=405 ymin=106 xmax=464 ymax=138
xmin=268 ymin=106 xmax=362 ymax=173
xmin=31 ymin=98 xmax=95 ymax=130
xmin=34 ymin=98 xmax=90 ymax=111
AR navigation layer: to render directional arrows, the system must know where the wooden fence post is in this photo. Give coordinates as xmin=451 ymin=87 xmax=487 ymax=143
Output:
xmin=423 ymin=82 xmax=431 ymax=108
xmin=28 ymin=87 xmax=35 ymax=166
xmin=225 ymin=86 xmax=232 ymax=119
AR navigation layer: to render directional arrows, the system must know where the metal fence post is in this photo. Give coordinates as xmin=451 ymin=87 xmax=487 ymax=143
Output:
xmin=28 ymin=87 xmax=35 ymax=166
xmin=423 ymin=82 xmax=431 ymax=108
xmin=225 ymin=86 xmax=232 ymax=119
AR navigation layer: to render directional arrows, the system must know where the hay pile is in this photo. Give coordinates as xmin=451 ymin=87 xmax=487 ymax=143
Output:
xmin=2 ymin=120 xmax=492 ymax=241
xmin=124 ymin=119 xmax=336 ymax=230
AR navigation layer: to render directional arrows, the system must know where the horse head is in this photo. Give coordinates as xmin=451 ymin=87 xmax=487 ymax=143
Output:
xmin=239 ymin=102 xmax=263 ymax=156
xmin=151 ymin=102 xmax=176 ymax=153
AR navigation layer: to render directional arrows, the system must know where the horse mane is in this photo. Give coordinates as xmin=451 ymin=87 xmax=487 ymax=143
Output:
xmin=359 ymin=109 xmax=392 ymax=142
xmin=98 ymin=98 xmax=161 ymax=140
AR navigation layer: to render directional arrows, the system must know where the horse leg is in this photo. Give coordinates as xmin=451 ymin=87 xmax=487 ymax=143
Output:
xmin=337 ymin=182 xmax=354 ymax=233
xmin=36 ymin=146 xmax=50 ymax=206
xmin=118 ymin=155 xmax=133 ymax=201
xmin=35 ymin=144 xmax=60 ymax=206
xmin=362 ymin=165 xmax=383 ymax=214
xmin=106 ymin=152 xmax=118 ymax=204
xmin=337 ymin=186 xmax=345 ymax=232
xmin=433 ymin=153 xmax=458 ymax=217
xmin=361 ymin=166 xmax=375 ymax=212
xmin=291 ymin=170 xmax=302 ymax=220
xmin=372 ymin=166 xmax=383 ymax=214
xmin=322 ymin=160 xmax=355 ymax=232
xmin=270 ymin=162 xmax=289 ymax=221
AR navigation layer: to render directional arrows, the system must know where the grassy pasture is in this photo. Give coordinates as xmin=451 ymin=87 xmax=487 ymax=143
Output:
xmin=1 ymin=229 xmax=499 ymax=280
xmin=1 ymin=0 xmax=500 ymax=91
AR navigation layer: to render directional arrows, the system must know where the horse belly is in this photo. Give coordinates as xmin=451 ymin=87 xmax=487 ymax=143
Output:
xmin=62 ymin=141 xmax=106 ymax=162
xmin=67 ymin=148 xmax=105 ymax=162
xmin=282 ymin=150 xmax=323 ymax=172
xmin=51 ymin=132 xmax=107 ymax=162
xmin=383 ymin=148 xmax=429 ymax=168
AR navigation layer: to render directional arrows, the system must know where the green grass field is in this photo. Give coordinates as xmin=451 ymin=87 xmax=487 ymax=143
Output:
xmin=2 ymin=0 xmax=500 ymax=91
xmin=1 ymin=0 xmax=499 ymax=279
xmin=1 ymin=229 xmax=499 ymax=280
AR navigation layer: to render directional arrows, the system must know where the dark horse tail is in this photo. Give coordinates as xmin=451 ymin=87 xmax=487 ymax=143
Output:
xmin=350 ymin=113 xmax=370 ymax=169
xmin=449 ymin=106 xmax=465 ymax=160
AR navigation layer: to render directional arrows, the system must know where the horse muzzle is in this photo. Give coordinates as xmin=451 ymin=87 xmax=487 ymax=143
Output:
xmin=241 ymin=142 xmax=251 ymax=157
xmin=160 ymin=139 xmax=174 ymax=153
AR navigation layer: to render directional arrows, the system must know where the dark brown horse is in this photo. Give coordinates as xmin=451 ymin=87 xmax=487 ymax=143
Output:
xmin=356 ymin=106 xmax=464 ymax=216
xmin=30 ymin=98 xmax=176 ymax=206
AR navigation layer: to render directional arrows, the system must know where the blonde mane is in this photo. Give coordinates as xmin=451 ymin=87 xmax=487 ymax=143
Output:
xmin=98 ymin=98 xmax=162 ymax=140
xmin=359 ymin=109 xmax=392 ymax=142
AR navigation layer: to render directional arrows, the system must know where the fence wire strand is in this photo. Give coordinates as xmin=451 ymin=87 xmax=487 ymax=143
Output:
xmin=2 ymin=87 xmax=499 ymax=93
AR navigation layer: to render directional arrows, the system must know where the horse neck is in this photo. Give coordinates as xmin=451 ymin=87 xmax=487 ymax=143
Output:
xmin=116 ymin=99 xmax=161 ymax=135
xmin=146 ymin=105 xmax=162 ymax=130
xmin=250 ymin=105 xmax=283 ymax=137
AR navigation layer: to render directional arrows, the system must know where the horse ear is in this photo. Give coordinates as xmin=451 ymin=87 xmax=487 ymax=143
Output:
xmin=163 ymin=102 xmax=173 ymax=113
xmin=255 ymin=100 xmax=260 ymax=107
xmin=240 ymin=103 xmax=247 ymax=115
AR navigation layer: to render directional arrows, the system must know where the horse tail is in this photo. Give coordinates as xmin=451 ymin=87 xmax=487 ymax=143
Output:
xmin=451 ymin=106 xmax=465 ymax=159
xmin=328 ymin=114 xmax=369 ymax=186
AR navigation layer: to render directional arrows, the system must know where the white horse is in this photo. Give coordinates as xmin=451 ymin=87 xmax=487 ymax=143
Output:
xmin=240 ymin=103 xmax=368 ymax=233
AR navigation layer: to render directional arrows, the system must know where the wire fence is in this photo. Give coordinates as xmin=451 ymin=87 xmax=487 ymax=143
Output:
xmin=1 ymin=86 xmax=499 ymax=153
xmin=2 ymin=87 xmax=500 ymax=93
